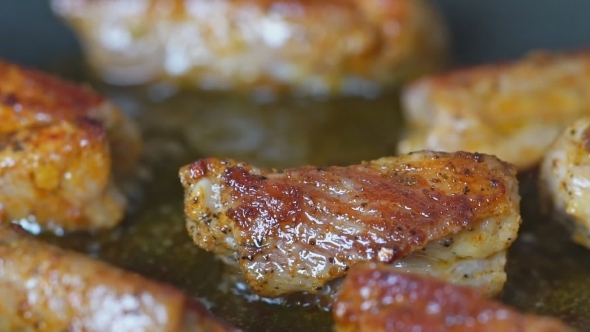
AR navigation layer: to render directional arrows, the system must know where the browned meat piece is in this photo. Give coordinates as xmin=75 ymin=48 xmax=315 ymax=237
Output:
xmin=0 ymin=60 xmax=141 ymax=232
xmin=51 ymin=0 xmax=448 ymax=97
xmin=399 ymin=51 xmax=590 ymax=170
xmin=333 ymin=263 xmax=574 ymax=332
xmin=0 ymin=224 xmax=241 ymax=332
xmin=179 ymin=151 xmax=521 ymax=300
xmin=540 ymin=117 xmax=590 ymax=248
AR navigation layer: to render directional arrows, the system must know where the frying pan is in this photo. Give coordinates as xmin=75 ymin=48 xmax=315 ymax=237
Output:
xmin=1 ymin=1 xmax=590 ymax=331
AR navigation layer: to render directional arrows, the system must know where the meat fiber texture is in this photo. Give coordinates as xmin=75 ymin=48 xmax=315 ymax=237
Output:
xmin=180 ymin=151 xmax=521 ymax=302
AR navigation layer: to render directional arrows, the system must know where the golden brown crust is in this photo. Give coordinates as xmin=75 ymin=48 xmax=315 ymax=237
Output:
xmin=539 ymin=117 xmax=590 ymax=248
xmin=399 ymin=50 xmax=590 ymax=170
xmin=0 ymin=60 xmax=141 ymax=177
xmin=220 ymin=153 xmax=510 ymax=261
xmin=0 ymin=60 xmax=141 ymax=232
xmin=0 ymin=224 xmax=240 ymax=332
xmin=52 ymin=0 xmax=448 ymax=97
xmin=0 ymin=120 xmax=119 ymax=230
xmin=0 ymin=60 xmax=104 ymax=129
xmin=333 ymin=263 xmax=575 ymax=332
xmin=180 ymin=151 xmax=520 ymax=297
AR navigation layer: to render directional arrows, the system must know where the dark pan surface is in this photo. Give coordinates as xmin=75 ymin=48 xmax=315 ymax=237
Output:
xmin=2 ymin=1 xmax=590 ymax=331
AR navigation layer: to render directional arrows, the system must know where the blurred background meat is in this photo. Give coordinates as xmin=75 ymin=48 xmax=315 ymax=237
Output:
xmin=50 ymin=0 xmax=449 ymax=98
xmin=0 ymin=224 xmax=241 ymax=332
xmin=0 ymin=61 xmax=141 ymax=233
xmin=540 ymin=117 xmax=590 ymax=249
xmin=399 ymin=51 xmax=590 ymax=171
xmin=333 ymin=263 xmax=574 ymax=332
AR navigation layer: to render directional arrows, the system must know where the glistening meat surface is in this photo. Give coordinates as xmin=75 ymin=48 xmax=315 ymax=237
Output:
xmin=180 ymin=151 xmax=521 ymax=299
xmin=0 ymin=224 xmax=241 ymax=332
xmin=333 ymin=263 xmax=574 ymax=332
xmin=0 ymin=60 xmax=141 ymax=232
xmin=399 ymin=51 xmax=590 ymax=170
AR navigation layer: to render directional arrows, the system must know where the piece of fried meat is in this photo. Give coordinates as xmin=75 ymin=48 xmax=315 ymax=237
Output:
xmin=0 ymin=60 xmax=141 ymax=232
xmin=0 ymin=223 xmax=240 ymax=332
xmin=179 ymin=151 xmax=521 ymax=300
xmin=540 ymin=116 xmax=590 ymax=249
xmin=399 ymin=51 xmax=590 ymax=170
xmin=333 ymin=263 xmax=574 ymax=332
xmin=51 ymin=0 xmax=448 ymax=98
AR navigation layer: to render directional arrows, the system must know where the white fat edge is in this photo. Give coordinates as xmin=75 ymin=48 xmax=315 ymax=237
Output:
xmin=194 ymin=178 xmax=223 ymax=214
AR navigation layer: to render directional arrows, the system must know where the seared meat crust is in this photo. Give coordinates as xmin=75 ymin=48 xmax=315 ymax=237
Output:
xmin=52 ymin=0 xmax=448 ymax=97
xmin=180 ymin=151 xmax=521 ymax=298
xmin=0 ymin=60 xmax=141 ymax=232
xmin=399 ymin=51 xmax=590 ymax=170
xmin=0 ymin=224 xmax=240 ymax=332
xmin=333 ymin=263 xmax=574 ymax=332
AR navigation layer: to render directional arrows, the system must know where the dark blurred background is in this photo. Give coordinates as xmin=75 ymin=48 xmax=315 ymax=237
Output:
xmin=1 ymin=0 xmax=589 ymax=67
